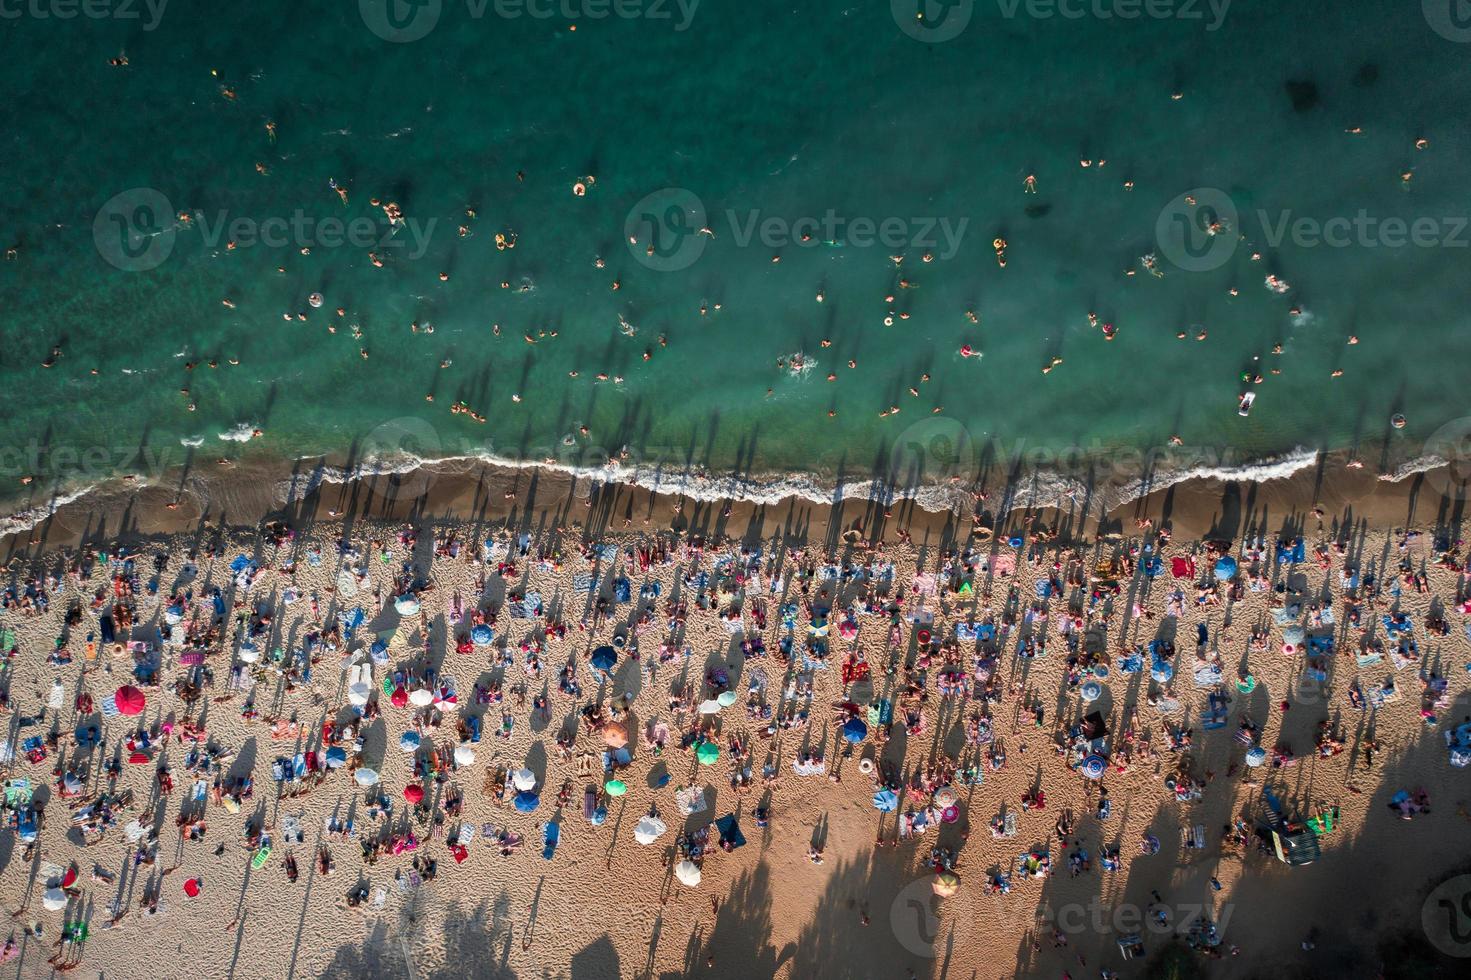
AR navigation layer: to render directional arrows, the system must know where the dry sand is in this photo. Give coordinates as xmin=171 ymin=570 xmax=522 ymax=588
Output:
xmin=0 ymin=461 xmax=1468 ymax=980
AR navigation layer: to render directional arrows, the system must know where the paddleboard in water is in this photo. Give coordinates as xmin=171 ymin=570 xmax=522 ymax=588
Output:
xmin=1238 ymin=392 xmax=1255 ymax=417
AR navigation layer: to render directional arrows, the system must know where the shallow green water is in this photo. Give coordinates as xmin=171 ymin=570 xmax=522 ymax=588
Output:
xmin=2 ymin=0 xmax=1470 ymax=502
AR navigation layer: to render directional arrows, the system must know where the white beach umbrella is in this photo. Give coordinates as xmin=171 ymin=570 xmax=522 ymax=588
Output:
xmin=42 ymin=889 xmax=67 ymax=912
xmin=512 ymin=768 xmax=537 ymax=792
xmin=634 ymin=815 xmax=667 ymax=845
xmin=354 ymin=767 xmax=380 ymax=787
xmin=347 ymin=682 xmax=372 ymax=707
xmin=698 ymin=699 xmax=722 ymax=715
xmin=454 ymin=744 xmax=476 ymax=766
xmin=408 ymin=688 xmax=434 ymax=707
xmin=674 ymin=860 xmax=702 ymax=887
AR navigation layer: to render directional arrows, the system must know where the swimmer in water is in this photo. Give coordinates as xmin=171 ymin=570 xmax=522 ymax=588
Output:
xmin=328 ymin=178 xmax=349 ymax=207
xmin=265 ymin=121 xmax=277 ymax=143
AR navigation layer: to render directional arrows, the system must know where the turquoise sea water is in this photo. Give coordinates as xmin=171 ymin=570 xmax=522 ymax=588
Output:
xmin=3 ymin=0 xmax=1471 ymax=505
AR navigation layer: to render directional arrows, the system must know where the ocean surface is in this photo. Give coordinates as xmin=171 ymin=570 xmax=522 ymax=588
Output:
xmin=3 ymin=0 xmax=1471 ymax=515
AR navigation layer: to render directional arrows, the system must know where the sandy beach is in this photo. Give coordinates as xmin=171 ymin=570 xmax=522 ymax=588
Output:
xmin=0 ymin=460 xmax=1467 ymax=980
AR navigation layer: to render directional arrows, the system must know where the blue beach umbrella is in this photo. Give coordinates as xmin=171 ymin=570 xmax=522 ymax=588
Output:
xmin=471 ymin=625 xmax=494 ymax=646
xmin=872 ymin=788 xmax=899 ymax=812
xmin=1151 ymin=663 xmax=1174 ymax=683
xmin=325 ymin=747 xmax=348 ymax=768
xmin=398 ymin=731 xmax=421 ymax=753
xmin=842 ymin=718 xmax=868 ymax=744
xmin=513 ymin=790 xmax=541 ymax=813
xmin=1080 ymin=681 xmax=1103 ymax=703
xmin=1081 ymin=755 xmax=1107 ymax=779
xmin=1213 ymin=557 xmax=1237 ymax=581
xmin=590 ymin=646 xmax=617 ymax=676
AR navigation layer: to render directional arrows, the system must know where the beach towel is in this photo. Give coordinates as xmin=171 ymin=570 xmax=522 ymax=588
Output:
xmin=1193 ymin=664 xmax=1224 ymax=688
xmin=542 ymin=821 xmax=560 ymax=860
xmin=715 ymin=815 xmax=746 ymax=850
xmin=1170 ymin=557 xmax=1195 ymax=579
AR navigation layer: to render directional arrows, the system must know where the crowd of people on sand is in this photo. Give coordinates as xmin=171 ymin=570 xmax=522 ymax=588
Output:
xmin=0 ymin=493 xmax=1468 ymax=976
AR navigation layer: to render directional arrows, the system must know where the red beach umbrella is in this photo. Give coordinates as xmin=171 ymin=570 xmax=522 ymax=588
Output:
xmin=391 ymin=686 xmax=409 ymax=708
xmin=183 ymin=878 xmax=202 ymax=898
xmin=114 ymin=686 xmax=146 ymax=716
xmin=403 ymin=784 xmax=424 ymax=804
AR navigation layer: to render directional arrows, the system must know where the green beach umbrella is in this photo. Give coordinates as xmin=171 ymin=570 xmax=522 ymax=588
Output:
xmin=604 ymin=779 xmax=627 ymax=797
xmin=696 ymin=741 xmax=719 ymax=765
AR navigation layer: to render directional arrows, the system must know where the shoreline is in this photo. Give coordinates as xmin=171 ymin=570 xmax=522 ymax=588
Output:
xmin=1 ymin=439 xmax=1463 ymax=558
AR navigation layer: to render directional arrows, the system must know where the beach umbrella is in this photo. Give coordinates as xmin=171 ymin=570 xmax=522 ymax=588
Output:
xmin=398 ymin=731 xmax=421 ymax=753
xmin=1151 ymin=663 xmax=1174 ymax=683
xmin=590 ymin=646 xmax=617 ymax=674
xmin=1080 ymin=681 xmax=1103 ymax=703
xmin=698 ymin=699 xmax=722 ymax=715
xmin=394 ymin=594 xmax=421 ymax=616
xmin=112 ymin=686 xmax=146 ymax=717
xmin=237 ymin=644 xmax=261 ymax=664
xmin=128 ymin=751 xmax=150 ymax=765
xmin=932 ymin=872 xmax=960 ymax=898
xmin=1283 ymin=625 xmax=1307 ymax=648
xmin=841 ymin=718 xmax=868 ymax=744
xmin=933 ymin=786 xmax=957 ymax=809
xmin=872 ymin=788 xmax=899 ymax=812
xmin=471 ymin=625 xmax=494 ymax=646
xmin=42 ymin=889 xmax=67 ymax=912
xmin=1081 ymin=755 xmax=1108 ymax=780
xmin=634 ymin=814 xmax=667 ymax=845
xmin=325 ymin=747 xmax=348 ymax=769
xmin=674 ymin=860 xmax=702 ymax=887
xmin=390 ymin=686 xmax=409 ymax=708
xmin=512 ymin=768 xmax=537 ymax=792
xmin=347 ymin=682 xmax=372 ymax=707
xmin=408 ymin=688 xmax=434 ymax=707
xmin=716 ymin=690 xmax=738 ymax=708
xmin=604 ymin=779 xmax=627 ymax=797
xmin=354 ymin=767 xmax=380 ymax=787
xmin=1244 ymin=746 xmax=1268 ymax=768
xmin=940 ymin=805 xmax=960 ymax=824
xmin=1213 ymin=556 xmax=1238 ymax=581
xmin=696 ymin=741 xmax=720 ymax=765
xmin=602 ymin=723 xmax=629 ymax=748
xmin=183 ymin=878 xmax=203 ymax=899
xmin=513 ymin=790 xmax=540 ymax=813
xmin=403 ymin=784 xmax=425 ymax=804
xmin=454 ymin=744 xmax=476 ymax=766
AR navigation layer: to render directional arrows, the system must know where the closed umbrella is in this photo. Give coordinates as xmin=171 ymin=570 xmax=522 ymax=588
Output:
xmin=634 ymin=814 xmax=667 ymax=844
xmin=512 ymin=768 xmax=537 ymax=792
xmin=354 ymin=767 xmax=380 ymax=787
xmin=674 ymin=859 xmax=702 ymax=886
xmin=454 ymin=744 xmax=476 ymax=766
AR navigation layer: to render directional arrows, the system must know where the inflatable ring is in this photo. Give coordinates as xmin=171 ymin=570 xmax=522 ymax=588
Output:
xmin=858 ymin=758 xmax=875 ymax=775
xmin=1236 ymin=674 xmax=1257 ymax=693
xmin=975 ymin=525 xmax=993 ymax=540
xmin=1281 ymin=643 xmax=1295 ymax=655
xmin=917 ymin=629 xmax=931 ymax=645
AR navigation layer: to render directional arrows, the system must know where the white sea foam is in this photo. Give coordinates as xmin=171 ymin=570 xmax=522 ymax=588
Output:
xmin=218 ymin=423 xmax=258 ymax=443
